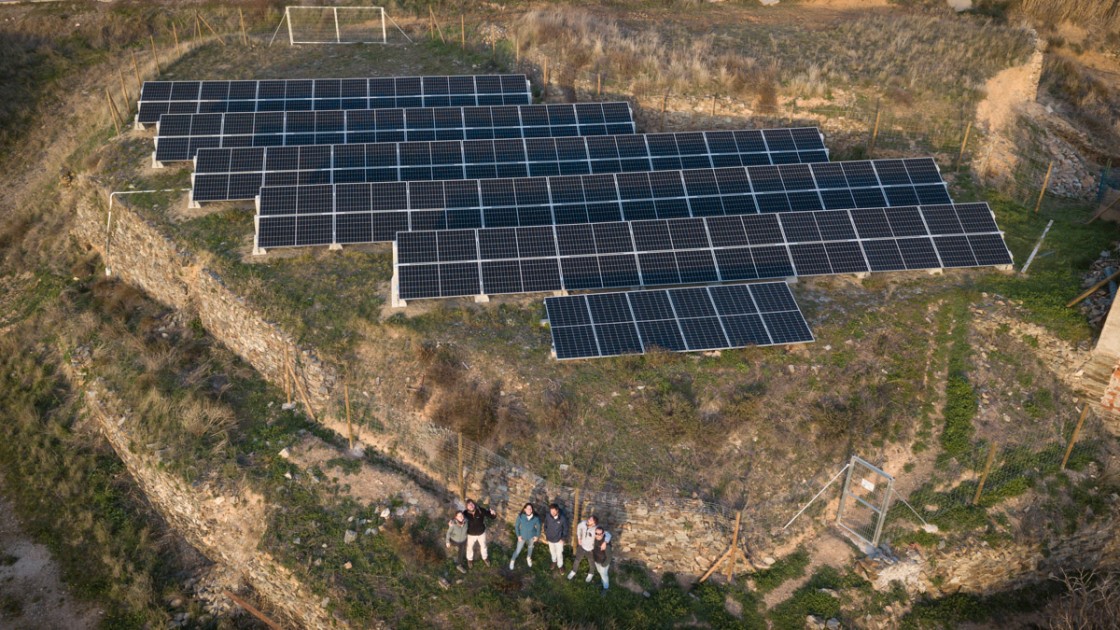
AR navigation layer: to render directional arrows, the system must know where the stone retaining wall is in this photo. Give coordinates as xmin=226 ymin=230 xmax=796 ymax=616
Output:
xmin=75 ymin=370 xmax=343 ymax=629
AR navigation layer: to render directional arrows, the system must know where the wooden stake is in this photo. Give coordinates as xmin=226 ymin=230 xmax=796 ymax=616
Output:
xmin=699 ymin=548 xmax=733 ymax=583
xmin=660 ymin=91 xmax=669 ymax=132
xmin=461 ymin=15 xmax=466 ymax=48
xmin=222 ymin=591 xmax=282 ymax=630
xmin=150 ymin=35 xmax=161 ymax=76
xmin=172 ymin=22 xmax=182 ymax=57
xmin=514 ymin=36 xmax=520 ymax=64
xmin=570 ymin=487 xmax=582 ymax=548
xmin=105 ymin=90 xmax=122 ymax=135
xmin=195 ymin=12 xmax=202 ymax=40
xmin=118 ymin=69 xmax=131 ymax=109
xmin=458 ymin=432 xmax=465 ymax=503
xmin=1087 ymin=193 xmax=1120 ymax=225
xmin=725 ymin=511 xmax=742 ymax=581
xmin=1061 ymin=406 xmax=1090 ymax=470
xmin=597 ymin=73 xmax=602 ymax=98
xmin=972 ymin=443 xmax=997 ymax=505
xmin=283 ymin=348 xmax=292 ymax=404
xmin=869 ymin=101 xmax=882 ymax=156
xmin=131 ymin=50 xmax=143 ymax=91
xmin=288 ymin=361 xmax=317 ymax=423
xmin=543 ymin=58 xmax=549 ymax=89
xmin=956 ymin=120 xmax=972 ymax=172
xmin=429 ymin=7 xmax=445 ymax=43
xmin=344 ymin=383 xmax=354 ymax=450
xmin=198 ymin=12 xmax=226 ymax=45
xmin=1035 ymin=161 xmax=1054 ymax=214
xmin=1067 ymin=268 xmax=1120 ymax=307
xmin=711 ymin=94 xmax=717 ymax=118
xmin=239 ymin=8 xmax=248 ymax=46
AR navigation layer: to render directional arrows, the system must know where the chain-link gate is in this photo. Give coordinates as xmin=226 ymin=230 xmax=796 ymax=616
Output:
xmin=837 ymin=456 xmax=894 ymax=549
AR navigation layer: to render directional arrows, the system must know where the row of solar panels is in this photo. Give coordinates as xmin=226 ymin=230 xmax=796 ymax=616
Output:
xmin=137 ymin=74 xmax=533 ymax=126
xmin=134 ymin=74 xmax=1011 ymax=360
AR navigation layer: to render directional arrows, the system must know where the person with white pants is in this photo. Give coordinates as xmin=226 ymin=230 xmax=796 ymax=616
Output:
xmin=462 ymin=499 xmax=496 ymax=569
xmin=542 ymin=503 xmax=569 ymax=571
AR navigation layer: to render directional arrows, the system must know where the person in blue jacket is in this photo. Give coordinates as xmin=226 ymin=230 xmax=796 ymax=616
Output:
xmin=509 ymin=502 xmax=542 ymax=570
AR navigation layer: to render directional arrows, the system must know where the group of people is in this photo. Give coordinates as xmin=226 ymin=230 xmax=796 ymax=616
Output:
xmin=445 ymin=499 xmax=613 ymax=591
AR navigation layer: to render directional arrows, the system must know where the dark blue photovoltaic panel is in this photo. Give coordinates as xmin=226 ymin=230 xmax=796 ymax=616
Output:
xmin=544 ymin=282 xmax=812 ymax=359
xmin=390 ymin=203 xmax=1012 ymax=301
xmin=156 ymin=102 xmax=635 ymax=162
xmin=254 ymin=158 xmax=949 ymax=246
xmin=138 ymin=75 xmax=531 ymax=125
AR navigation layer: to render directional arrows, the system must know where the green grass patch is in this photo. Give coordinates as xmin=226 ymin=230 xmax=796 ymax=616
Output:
xmin=752 ymin=548 xmax=811 ymax=594
xmin=901 ymin=580 xmax=1063 ymax=628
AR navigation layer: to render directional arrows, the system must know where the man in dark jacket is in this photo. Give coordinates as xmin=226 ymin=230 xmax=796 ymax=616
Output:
xmin=462 ymin=499 xmax=497 ymax=568
xmin=591 ymin=526 xmax=612 ymax=592
xmin=542 ymin=503 xmax=569 ymax=571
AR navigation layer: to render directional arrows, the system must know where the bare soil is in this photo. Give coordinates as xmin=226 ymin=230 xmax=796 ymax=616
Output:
xmin=0 ymin=475 xmax=103 ymax=630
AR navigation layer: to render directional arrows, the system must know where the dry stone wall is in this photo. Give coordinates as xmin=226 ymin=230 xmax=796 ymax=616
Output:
xmin=71 ymin=179 xmax=740 ymax=575
xmin=74 ymin=370 xmax=342 ymax=630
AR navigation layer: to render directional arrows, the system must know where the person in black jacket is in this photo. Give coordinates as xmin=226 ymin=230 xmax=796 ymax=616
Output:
xmin=591 ymin=526 xmax=612 ymax=592
xmin=542 ymin=503 xmax=569 ymax=571
xmin=462 ymin=499 xmax=497 ymax=568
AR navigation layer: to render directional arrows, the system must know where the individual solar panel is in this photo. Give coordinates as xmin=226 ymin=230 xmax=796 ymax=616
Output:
xmin=136 ymin=74 xmax=532 ymax=126
xmin=390 ymin=203 xmax=1012 ymax=301
xmin=190 ymin=128 xmax=829 ymax=204
xmin=544 ymin=282 xmax=813 ymax=359
xmin=155 ymin=102 xmax=636 ymax=162
xmin=254 ymin=158 xmax=950 ymax=246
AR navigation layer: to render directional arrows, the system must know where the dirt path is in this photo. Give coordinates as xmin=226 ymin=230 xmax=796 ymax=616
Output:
xmin=0 ymin=475 xmax=103 ymax=629
xmin=762 ymin=530 xmax=855 ymax=608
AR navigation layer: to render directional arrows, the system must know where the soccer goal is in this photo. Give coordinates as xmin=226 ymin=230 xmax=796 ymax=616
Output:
xmin=285 ymin=6 xmax=388 ymax=44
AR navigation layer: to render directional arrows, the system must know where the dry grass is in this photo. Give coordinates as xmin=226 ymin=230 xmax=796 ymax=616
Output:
xmin=512 ymin=7 xmax=1033 ymax=107
xmin=1020 ymin=0 xmax=1120 ymax=35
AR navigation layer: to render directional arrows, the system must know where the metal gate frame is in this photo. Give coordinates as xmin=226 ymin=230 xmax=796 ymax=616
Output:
xmin=836 ymin=455 xmax=894 ymax=549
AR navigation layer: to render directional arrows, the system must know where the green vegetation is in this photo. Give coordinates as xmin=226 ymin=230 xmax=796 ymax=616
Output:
xmin=900 ymin=580 xmax=1064 ymax=628
xmin=939 ymin=303 xmax=977 ymax=460
xmin=752 ymin=548 xmax=811 ymax=594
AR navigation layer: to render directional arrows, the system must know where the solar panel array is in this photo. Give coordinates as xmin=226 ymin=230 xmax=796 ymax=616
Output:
xmin=137 ymin=75 xmax=532 ymax=125
xmin=254 ymin=158 xmax=949 ymax=248
xmin=130 ymin=71 xmax=1016 ymax=360
xmin=392 ymin=203 xmax=1013 ymax=300
xmin=190 ymin=128 xmax=829 ymax=204
xmin=544 ymin=283 xmax=813 ymax=359
xmin=154 ymin=103 xmax=636 ymax=162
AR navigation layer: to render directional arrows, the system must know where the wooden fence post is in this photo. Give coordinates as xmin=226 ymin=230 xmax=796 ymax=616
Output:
xmin=514 ymin=36 xmax=520 ymax=64
xmin=118 ymin=69 xmax=131 ymax=109
xmin=597 ymin=73 xmax=601 ymax=98
xmin=1034 ymin=161 xmax=1054 ymax=214
xmin=197 ymin=12 xmax=226 ymax=45
xmin=131 ymin=51 xmax=143 ymax=92
xmin=240 ymin=8 xmax=248 ymax=46
xmin=458 ymin=432 xmax=465 ymax=503
xmin=195 ymin=12 xmax=202 ymax=40
xmin=1061 ymin=406 xmax=1090 ymax=470
xmin=105 ymin=90 xmax=122 ymax=135
xmin=172 ymin=22 xmax=181 ymax=57
xmin=288 ymin=361 xmax=317 ymax=423
xmin=972 ymin=443 xmax=997 ymax=505
xmin=660 ymin=91 xmax=669 ymax=132
xmin=725 ymin=511 xmax=742 ymax=581
xmin=344 ymin=383 xmax=354 ymax=450
xmin=955 ymin=120 xmax=972 ymax=172
xmin=461 ymin=15 xmax=466 ymax=48
xmin=571 ymin=487 xmax=582 ymax=548
xmin=711 ymin=94 xmax=717 ymax=119
xmin=868 ymin=100 xmax=882 ymax=156
xmin=149 ymin=35 xmax=161 ymax=76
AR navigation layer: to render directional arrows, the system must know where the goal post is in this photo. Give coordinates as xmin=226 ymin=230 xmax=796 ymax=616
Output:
xmin=286 ymin=6 xmax=387 ymax=44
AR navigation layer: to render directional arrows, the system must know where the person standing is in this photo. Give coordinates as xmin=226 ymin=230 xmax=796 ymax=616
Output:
xmin=568 ymin=515 xmax=610 ymax=581
xmin=591 ymin=526 xmax=612 ymax=592
xmin=509 ymin=503 xmax=541 ymax=569
xmin=542 ymin=503 xmax=569 ymax=571
xmin=462 ymin=499 xmax=497 ymax=568
xmin=444 ymin=510 xmax=468 ymax=574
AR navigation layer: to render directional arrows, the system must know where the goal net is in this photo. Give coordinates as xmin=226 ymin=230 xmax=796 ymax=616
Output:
xmin=286 ymin=6 xmax=387 ymax=44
